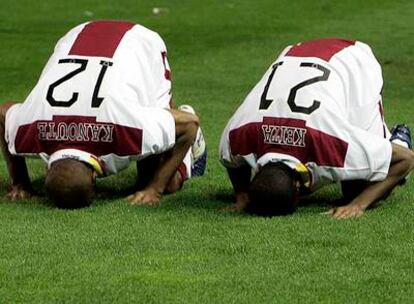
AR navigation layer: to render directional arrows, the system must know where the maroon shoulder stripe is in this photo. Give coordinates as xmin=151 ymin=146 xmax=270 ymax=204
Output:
xmin=286 ymin=38 xmax=355 ymax=62
xmin=69 ymin=20 xmax=135 ymax=58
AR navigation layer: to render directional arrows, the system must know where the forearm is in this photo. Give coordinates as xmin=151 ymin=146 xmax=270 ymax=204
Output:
xmin=2 ymin=150 xmax=31 ymax=187
xmin=348 ymin=145 xmax=414 ymax=211
xmin=329 ymin=144 xmax=414 ymax=219
xmin=148 ymin=135 xmax=192 ymax=194
xmin=227 ymin=166 xmax=251 ymax=205
xmin=147 ymin=109 xmax=198 ymax=193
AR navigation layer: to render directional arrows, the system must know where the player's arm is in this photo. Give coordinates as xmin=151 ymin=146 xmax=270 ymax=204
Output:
xmin=0 ymin=102 xmax=33 ymax=199
xmin=224 ymin=166 xmax=251 ymax=212
xmin=329 ymin=144 xmax=414 ymax=219
xmin=219 ymin=124 xmax=252 ymax=212
xmin=169 ymin=99 xmax=177 ymax=109
xmin=127 ymin=109 xmax=198 ymax=205
xmin=135 ymin=97 xmax=176 ymax=186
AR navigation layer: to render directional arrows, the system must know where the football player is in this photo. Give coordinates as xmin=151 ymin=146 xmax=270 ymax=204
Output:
xmin=0 ymin=20 xmax=207 ymax=208
xmin=219 ymin=38 xmax=414 ymax=219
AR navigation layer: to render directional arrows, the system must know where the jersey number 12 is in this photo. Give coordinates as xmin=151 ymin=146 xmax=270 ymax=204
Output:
xmin=46 ymin=58 xmax=113 ymax=108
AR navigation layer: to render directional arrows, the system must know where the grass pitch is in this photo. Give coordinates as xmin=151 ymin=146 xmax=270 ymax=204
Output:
xmin=0 ymin=0 xmax=414 ymax=303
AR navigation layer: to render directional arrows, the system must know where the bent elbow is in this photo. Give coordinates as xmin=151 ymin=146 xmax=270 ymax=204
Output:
xmin=187 ymin=115 xmax=199 ymax=140
xmin=192 ymin=114 xmax=200 ymax=129
xmin=399 ymin=149 xmax=414 ymax=178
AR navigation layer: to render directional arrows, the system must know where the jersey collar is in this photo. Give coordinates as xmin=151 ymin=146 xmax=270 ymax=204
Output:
xmin=257 ymin=153 xmax=312 ymax=189
xmin=48 ymin=149 xmax=104 ymax=176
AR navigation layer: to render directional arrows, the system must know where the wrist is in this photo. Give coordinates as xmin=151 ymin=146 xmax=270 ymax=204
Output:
xmin=348 ymin=199 xmax=368 ymax=211
xmin=146 ymin=183 xmax=164 ymax=196
xmin=10 ymin=181 xmax=31 ymax=189
xmin=236 ymin=191 xmax=249 ymax=204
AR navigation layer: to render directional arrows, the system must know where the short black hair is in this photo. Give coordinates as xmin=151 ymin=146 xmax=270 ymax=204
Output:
xmin=45 ymin=159 xmax=95 ymax=209
xmin=247 ymin=162 xmax=299 ymax=216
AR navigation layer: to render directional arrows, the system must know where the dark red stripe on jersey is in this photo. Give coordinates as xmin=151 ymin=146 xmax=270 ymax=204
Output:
xmin=286 ymin=38 xmax=356 ymax=62
xmin=14 ymin=116 xmax=142 ymax=156
xmin=229 ymin=117 xmax=348 ymax=167
xmin=69 ymin=20 xmax=135 ymax=58
xmin=161 ymin=52 xmax=172 ymax=80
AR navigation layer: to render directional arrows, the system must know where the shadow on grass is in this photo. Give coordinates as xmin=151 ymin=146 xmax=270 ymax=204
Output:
xmin=206 ymin=185 xmax=348 ymax=217
xmin=2 ymin=175 xmax=357 ymax=218
xmin=0 ymin=176 xmax=135 ymax=210
xmin=94 ymin=183 xmax=136 ymax=200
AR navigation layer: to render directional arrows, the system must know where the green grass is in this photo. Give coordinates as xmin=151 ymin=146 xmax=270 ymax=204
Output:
xmin=1 ymin=0 xmax=414 ymax=303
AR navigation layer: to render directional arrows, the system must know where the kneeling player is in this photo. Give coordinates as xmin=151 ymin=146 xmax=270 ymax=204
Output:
xmin=219 ymin=38 xmax=414 ymax=219
xmin=0 ymin=20 xmax=207 ymax=208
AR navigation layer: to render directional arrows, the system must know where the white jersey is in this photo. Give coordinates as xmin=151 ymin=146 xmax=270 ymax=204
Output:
xmin=220 ymin=38 xmax=392 ymax=191
xmin=5 ymin=20 xmax=180 ymax=176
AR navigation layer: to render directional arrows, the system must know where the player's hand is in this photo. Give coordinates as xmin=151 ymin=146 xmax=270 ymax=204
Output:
xmin=222 ymin=197 xmax=249 ymax=212
xmin=324 ymin=204 xmax=364 ymax=219
xmin=6 ymin=184 xmax=33 ymax=200
xmin=222 ymin=202 xmax=245 ymax=212
xmin=126 ymin=187 xmax=162 ymax=206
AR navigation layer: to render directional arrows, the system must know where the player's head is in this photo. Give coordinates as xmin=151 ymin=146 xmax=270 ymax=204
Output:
xmin=45 ymin=159 xmax=96 ymax=209
xmin=247 ymin=162 xmax=300 ymax=216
